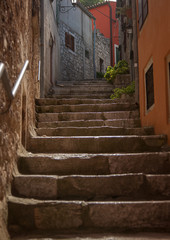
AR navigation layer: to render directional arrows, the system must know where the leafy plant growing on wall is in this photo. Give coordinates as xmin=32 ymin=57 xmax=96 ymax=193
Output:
xmin=110 ymin=81 xmax=135 ymax=99
xmin=104 ymin=60 xmax=129 ymax=83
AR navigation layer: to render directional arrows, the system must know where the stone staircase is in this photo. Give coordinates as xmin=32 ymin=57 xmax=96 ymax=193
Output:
xmin=8 ymin=79 xmax=170 ymax=237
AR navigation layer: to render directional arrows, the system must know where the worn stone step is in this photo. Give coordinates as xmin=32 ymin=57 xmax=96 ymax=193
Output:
xmin=27 ymin=135 xmax=167 ymax=153
xmin=35 ymin=98 xmax=115 ymax=106
xmin=36 ymin=103 xmax=138 ymax=114
xmin=8 ymin=196 xmax=170 ymax=231
xmin=37 ymin=119 xmax=141 ymax=128
xmin=56 ymin=80 xmax=110 ymax=85
xmin=18 ymin=152 xmax=170 ymax=175
xmin=9 ymin=232 xmax=170 ymax=240
xmin=54 ymin=89 xmax=113 ymax=96
xmin=12 ymin=174 xmax=170 ymax=200
xmin=54 ymin=85 xmax=113 ymax=93
xmin=50 ymin=94 xmax=112 ymax=99
xmin=36 ymin=111 xmax=139 ymax=122
xmin=36 ymin=126 xmax=154 ymax=136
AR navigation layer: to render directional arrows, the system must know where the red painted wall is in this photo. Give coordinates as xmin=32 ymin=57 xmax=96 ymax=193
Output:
xmin=137 ymin=0 xmax=170 ymax=144
xmin=89 ymin=1 xmax=119 ymax=66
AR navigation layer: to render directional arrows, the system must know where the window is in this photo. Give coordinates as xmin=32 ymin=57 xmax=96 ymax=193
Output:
xmin=145 ymin=59 xmax=154 ymax=112
xmin=138 ymin=0 xmax=148 ymax=30
xmin=167 ymin=55 xmax=170 ymax=121
xmin=65 ymin=32 xmax=75 ymax=52
xmin=85 ymin=50 xmax=89 ymax=59
xmin=100 ymin=58 xmax=104 ymax=73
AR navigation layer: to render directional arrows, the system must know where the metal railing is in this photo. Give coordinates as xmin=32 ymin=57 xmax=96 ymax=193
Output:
xmin=0 ymin=60 xmax=29 ymax=113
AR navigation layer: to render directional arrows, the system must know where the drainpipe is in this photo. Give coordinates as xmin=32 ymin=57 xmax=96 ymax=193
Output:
xmin=108 ymin=2 xmax=113 ymax=66
xmin=40 ymin=0 xmax=44 ymax=98
xmin=132 ymin=0 xmax=139 ymax=104
xmin=93 ymin=19 xmax=96 ymax=79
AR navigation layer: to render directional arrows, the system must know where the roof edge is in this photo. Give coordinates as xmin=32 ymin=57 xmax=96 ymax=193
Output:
xmin=77 ymin=1 xmax=96 ymax=19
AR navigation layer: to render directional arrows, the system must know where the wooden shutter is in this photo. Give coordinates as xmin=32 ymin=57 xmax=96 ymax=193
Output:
xmin=65 ymin=32 xmax=75 ymax=52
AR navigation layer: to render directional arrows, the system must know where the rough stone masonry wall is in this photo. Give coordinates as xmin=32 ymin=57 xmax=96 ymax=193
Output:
xmin=0 ymin=1 xmax=40 ymax=239
xmin=59 ymin=21 xmax=84 ymax=81
xmin=95 ymin=29 xmax=110 ymax=73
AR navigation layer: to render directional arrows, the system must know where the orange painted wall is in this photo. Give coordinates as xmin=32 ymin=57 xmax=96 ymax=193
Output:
xmin=137 ymin=0 xmax=170 ymax=143
xmin=89 ymin=2 xmax=119 ymax=66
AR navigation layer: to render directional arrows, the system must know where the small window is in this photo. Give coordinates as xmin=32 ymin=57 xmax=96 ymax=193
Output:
xmin=145 ymin=59 xmax=154 ymax=112
xmin=85 ymin=50 xmax=89 ymax=59
xmin=138 ymin=0 xmax=148 ymax=30
xmin=100 ymin=58 xmax=104 ymax=73
xmin=65 ymin=32 xmax=75 ymax=52
xmin=167 ymin=55 xmax=170 ymax=121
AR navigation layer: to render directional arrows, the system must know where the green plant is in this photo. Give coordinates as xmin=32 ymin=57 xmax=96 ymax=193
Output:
xmin=104 ymin=60 xmax=129 ymax=83
xmin=110 ymin=81 xmax=135 ymax=100
xmin=96 ymin=72 xmax=105 ymax=78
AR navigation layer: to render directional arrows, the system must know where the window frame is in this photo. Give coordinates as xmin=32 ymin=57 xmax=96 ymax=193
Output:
xmin=138 ymin=0 xmax=148 ymax=30
xmin=144 ymin=58 xmax=155 ymax=114
xmin=166 ymin=54 xmax=170 ymax=122
xmin=65 ymin=32 xmax=75 ymax=52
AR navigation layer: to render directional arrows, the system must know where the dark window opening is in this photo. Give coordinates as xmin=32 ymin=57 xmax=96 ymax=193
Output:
xmin=138 ymin=0 xmax=148 ymax=30
xmin=85 ymin=50 xmax=89 ymax=59
xmin=145 ymin=63 xmax=154 ymax=111
xmin=100 ymin=58 xmax=104 ymax=73
xmin=65 ymin=32 xmax=75 ymax=52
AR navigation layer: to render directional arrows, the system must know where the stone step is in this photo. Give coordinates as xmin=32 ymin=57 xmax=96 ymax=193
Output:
xmin=36 ymin=126 xmax=154 ymax=136
xmin=36 ymin=103 xmax=138 ymax=114
xmin=35 ymin=98 xmax=115 ymax=106
xmin=36 ymin=111 xmax=139 ymax=122
xmin=37 ymin=119 xmax=141 ymax=128
xmin=12 ymin=174 xmax=170 ymax=200
xmin=9 ymin=232 xmax=170 ymax=240
xmin=18 ymin=152 xmax=170 ymax=175
xmin=56 ymin=80 xmax=109 ymax=85
xmin=50 ymin=94 xmax=112 ymax=99
xmin=8 ymin=196 xmax=170 ymax=231
xmin=27 ymin=135 xmax=167 ymax=154
xmin=54 ymin=88 xmax=113 ymax=95
xmin=55 ymin=85 xmax=113 ymax=90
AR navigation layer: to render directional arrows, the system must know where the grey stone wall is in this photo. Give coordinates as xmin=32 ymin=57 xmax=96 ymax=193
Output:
xmin=95 ymin=29 xmax=110 ymax=74
xmin=59 ymin=21 xmax=94 ymax=81
xmin=59 ymin=22 xmax=84 ymax=81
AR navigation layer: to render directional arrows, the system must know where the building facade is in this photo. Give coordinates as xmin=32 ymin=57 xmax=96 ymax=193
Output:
xmin=116 ymin=0 xmax=139 ymax=102
xmin=41 ymin=0 xmax=61 ymax=97
xmin=88 ymin=1 xmax=119 ymax=67
xmin=136 ymin=0 xmax=170 ymax=144
xmin=59 ymin=0 xmax=95 ymax=81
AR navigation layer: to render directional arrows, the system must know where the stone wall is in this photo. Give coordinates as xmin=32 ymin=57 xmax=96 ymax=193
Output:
xmin=114 ymin=74 xmax=131 ymax=88
xmin=0 ymin=0 xmax=40 ymax=238
xmin=59 ymin=21 xmax=84 ymax=81
xmin=59 ymin=4 xmax=94 ymax=82
xmin=95 ymin=29 xmax=110 ymax=74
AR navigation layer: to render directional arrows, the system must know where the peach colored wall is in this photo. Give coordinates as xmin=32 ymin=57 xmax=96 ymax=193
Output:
xmin=137 ymin=0 xmax=170 ymax=143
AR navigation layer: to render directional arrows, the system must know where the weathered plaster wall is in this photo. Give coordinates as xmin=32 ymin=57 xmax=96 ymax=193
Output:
xmin=95 ymin=29 xmax=110 ymax=74
xmin=137 ymin=0 xmax=170 ymax=144
xmin=41 ymin=0 xmax=61 ymax=96
xmin=0 ymin=0 xmax=40 ymax=238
